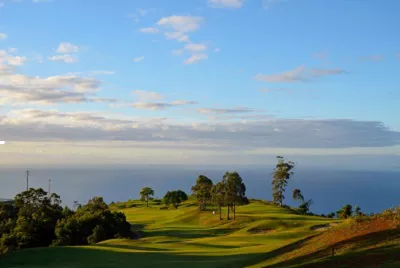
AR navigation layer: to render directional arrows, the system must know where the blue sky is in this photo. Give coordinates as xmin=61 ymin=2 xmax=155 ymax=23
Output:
xmin=0 ymin=0 xmax=399 ymax=167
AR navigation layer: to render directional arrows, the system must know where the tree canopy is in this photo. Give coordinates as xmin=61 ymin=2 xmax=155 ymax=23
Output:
xmin=191 ymin=175 xmax=213 ymax=211
xmin=0 ymin=189 xmax=133 ymax=256
xmin=163 ymin=190 xmax=188 ymax=209
xmin=272 ymin=156 xmax=295 ymax=206
xmin=140 ymin=187 xmax=154 ymax=207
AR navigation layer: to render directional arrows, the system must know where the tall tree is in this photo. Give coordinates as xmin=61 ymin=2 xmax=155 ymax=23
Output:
xmin=211 ymin=181 xmax=225 ymax=220
xmin=336 ymin=204 xmax=353 ymax=219
xmin=163 ymin=190 xmax=188 ymax=209
xmin=223 ymin=172 xmax=247 ymax=220
xmin=191 ymin=175 xmax=213 ymax=211
xmin=13 ymin=188 xmax=63 ymax=248
xmin=140 ymin=187 xmax=154 ymax=207
xmin=292 ymin=189 xmax=304 ymax=203
xmin=272 ymin=156 xmax=295 ymax=206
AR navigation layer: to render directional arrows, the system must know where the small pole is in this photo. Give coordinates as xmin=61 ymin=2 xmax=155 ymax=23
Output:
xmin=48 ymin=179 xmax=51 ymax=196
xmin=26 ymin=170 xmax=30 ymax=191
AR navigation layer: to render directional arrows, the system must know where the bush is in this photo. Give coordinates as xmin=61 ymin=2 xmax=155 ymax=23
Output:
xmin=87 ymin=225 xmax=106 ymax=245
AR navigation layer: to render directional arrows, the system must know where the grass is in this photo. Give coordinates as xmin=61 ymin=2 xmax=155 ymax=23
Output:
xmin=1 ymin=199 xmax=399 ymax=268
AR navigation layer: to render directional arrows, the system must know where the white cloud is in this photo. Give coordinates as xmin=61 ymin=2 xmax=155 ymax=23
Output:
xmin=133 ymin=90 xmax=163 ymax=101
xmin=197 ymin=107 xmax=254 ymax=114
xmin=133 ymin=56 xmax=145 ymax=63
xmin=214 ymin=48 xmax=221 ymax=53
xmin=49 ymin=54 xmax=79 ymax=64
xmin=0 ymin=33 xmax=7 ymax=40
xmin=0 ymin=66 xmax=105 ymax=105
xmin=184 ymin=54 xmax=208 ymax=65
xmin=165 ymin=32 xmax=190 ymax=43
xmin=208 ymin=0 xmax=245 ymax=8
xmin=255 ymin=65 xmax=346 ymax=83
xmin=1 ymin=109 xmax=399 ymax=150
xmin=131 ymin=100 xmax=197 ymax=110
xmin=139 ymin=27 xmax=159 ymax=34
xmin=184 ymin=43 xmax=207 ymax=52
xmin=0 ymin=50 xmax=27 ymax=66
xmin=157 ymin=16 xmax=204 ymax=33
xmin=56 ymin=42 xmax=80 ymax=53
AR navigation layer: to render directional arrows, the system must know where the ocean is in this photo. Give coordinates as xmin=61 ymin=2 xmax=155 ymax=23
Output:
xmin=0 ymin=166 xmax=399 ymax=215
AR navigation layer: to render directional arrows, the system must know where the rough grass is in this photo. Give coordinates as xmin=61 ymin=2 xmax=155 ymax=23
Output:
xmin=2 ymin=199 xmax=398 ymax=268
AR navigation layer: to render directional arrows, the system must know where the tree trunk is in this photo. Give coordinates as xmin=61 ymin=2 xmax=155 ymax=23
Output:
xmin=146 ymin=195 xmax=149 ymax=207
xmin=227 ymin=205 xmax=230 ymax=220
xmin=233 ymin=204 xmax=236 ymax=220
xmin=219 ymin=204 xmax=222 ymax=220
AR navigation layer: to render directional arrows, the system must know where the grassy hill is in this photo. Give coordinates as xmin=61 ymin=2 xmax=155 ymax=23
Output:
xmin=1 ymin=199 xmax=399 ymax=268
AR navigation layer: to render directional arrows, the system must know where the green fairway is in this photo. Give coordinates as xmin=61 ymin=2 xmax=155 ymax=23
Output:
xmin=0 ymin=200 xmax=336 ymax=268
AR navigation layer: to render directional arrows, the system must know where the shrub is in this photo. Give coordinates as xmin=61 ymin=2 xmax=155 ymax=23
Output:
xmin=87 ymin=225 xmax=106 ymax=245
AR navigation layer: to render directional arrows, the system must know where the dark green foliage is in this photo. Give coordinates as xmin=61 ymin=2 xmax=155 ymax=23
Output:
xmin=13 ymin=189 xmax=63 ymax=249
xmin=163 ymin=190 xmax=188 ymax=209
xmin=354 ymin=205 xmax=364 ymax=217
xmin=191 ymin=175 xmax=213 ymax=210
xmin=140 ymin=187 xmax=154 ymax=207
xmin=222 ymin=172 xmax=247 ymax=220
xmin=0 ymin=189 xmax=133 ymax=256
xmin=337 ymin=204 xmax=353 ymax=219
xmin=327 ymin=212 xmax=336 ymax=218
xmin=272 ymin=156 xmax=295 ymax=206
xmin=211 ymin=182 xmax=225 ymax=220
xmin=53 ymin=197 xmax=133 ymax=246
xmin=87 ymin=225 xmax=106 ymax=245
xmin=292 ymin=189 xmax=304 ymax=203
xmin=298 ymin=199 xmax=313 ymax=215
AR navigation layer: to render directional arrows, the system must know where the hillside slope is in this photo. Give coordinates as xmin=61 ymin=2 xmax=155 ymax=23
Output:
xmin=0 ymin=200 xmax=346 ymax=268
xmin=253 ymin=217 xmax=400 ymax=268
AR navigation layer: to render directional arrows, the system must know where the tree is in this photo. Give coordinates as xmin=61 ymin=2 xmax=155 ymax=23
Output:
xmin=211 ymin=181 xmax=225 ymax=220
xmin=13 ymin=188 xmax=63 ymax=248
xmin=140 ymin=187 xmax=154 ymax=207
xmin=337 ymin=204 xmax=353 ymax=219
xmin=191 ymin=175 xmax=213 ymax=211
xmin=292 ymin=189 xmax=304 ymax=203
xmin=53 ymin=197 xmax=132 ymax=246
xmin=272 ymin=156 xmax=295 ymax=206
xmin=163 ymin=190 xmax=188 ymax=209
xmin=298 ymin=199 xmax=313 ymax=215
xmin=223 ymin=172 xmax=247 ymax=220
xmin=354 ymin=206 xmax=364 ymax=217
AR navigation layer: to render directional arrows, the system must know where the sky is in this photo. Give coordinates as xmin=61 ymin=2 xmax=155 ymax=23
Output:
xmin=0 ymin=0 xmax=399 ymax=168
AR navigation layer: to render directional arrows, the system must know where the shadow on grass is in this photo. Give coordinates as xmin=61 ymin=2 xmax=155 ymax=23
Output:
xmin=0 ymin=246 xmax=266 ymax=268
xmin=264 ymin=229 xmax=400 ymax=268
xmin=96 ymin=243 xmax=173 ymax=252
xmin=143 ymin=228 xmax=237 ymax=239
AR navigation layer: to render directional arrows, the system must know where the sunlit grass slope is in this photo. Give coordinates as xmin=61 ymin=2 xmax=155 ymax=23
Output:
xmin=0 ymin=199 xmax=337 ymax=268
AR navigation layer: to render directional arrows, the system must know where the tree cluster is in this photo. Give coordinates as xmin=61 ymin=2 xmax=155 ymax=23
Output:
xmin=191 ymin=172 xmax=248 ymax=221
xmin=0 ymin=188 xmax=133 ymax=256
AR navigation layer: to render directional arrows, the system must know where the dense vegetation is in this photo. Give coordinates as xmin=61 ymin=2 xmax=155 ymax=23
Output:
xmin=0 ymin=189 xmax=133 ymax=256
